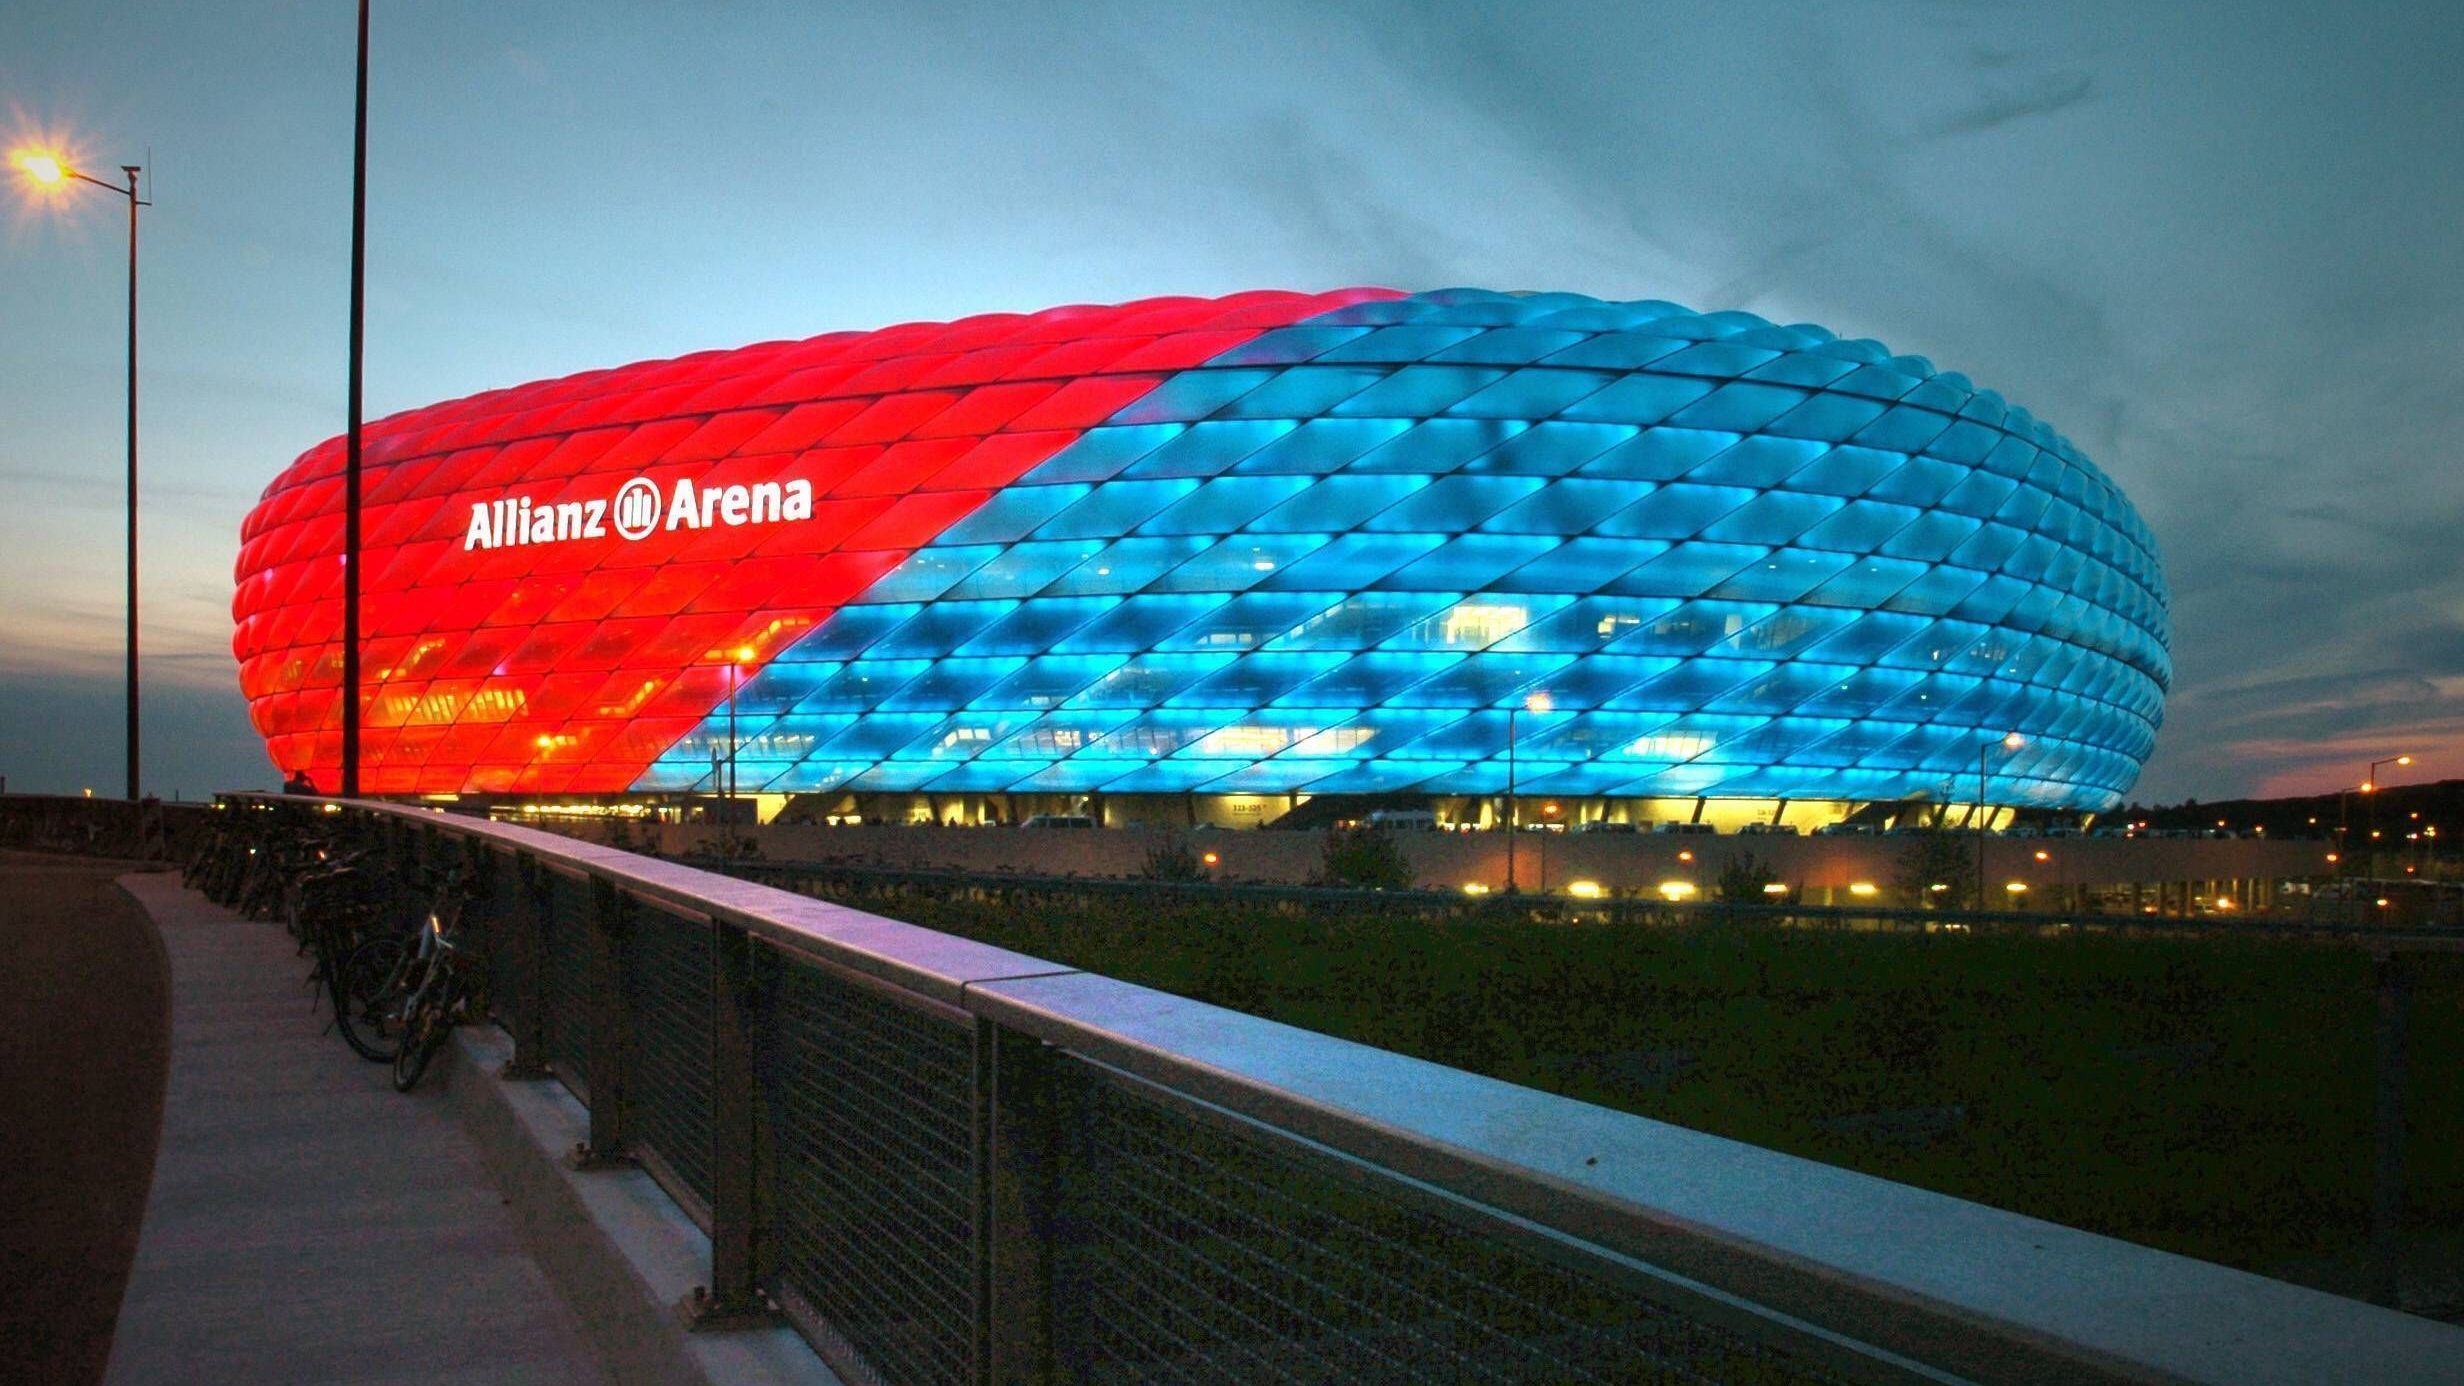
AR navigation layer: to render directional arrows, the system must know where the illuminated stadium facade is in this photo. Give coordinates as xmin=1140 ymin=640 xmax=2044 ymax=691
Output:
xmin=234 ymin=288 xmax=2169 ymax=829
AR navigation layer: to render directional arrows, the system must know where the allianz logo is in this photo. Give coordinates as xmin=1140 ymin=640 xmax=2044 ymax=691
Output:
xmin=462 ymin=474 xmax=816 ymax=551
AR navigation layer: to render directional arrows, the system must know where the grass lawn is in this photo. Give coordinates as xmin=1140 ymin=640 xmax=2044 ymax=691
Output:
xmin=793 ymin=877 xmax=2463 ymax=1303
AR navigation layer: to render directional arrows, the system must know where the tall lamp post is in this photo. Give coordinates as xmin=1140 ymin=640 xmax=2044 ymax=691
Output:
xmin=722 ymin=646 xmax=754 ymax=853
xmin=12 ymin=149 xmax=149 ymax=800
xmin=341 ymin=0 xmax=370 ymax=798
xmin=1977 ymin=732 xmax=2024 ymax=909
xmin=1504 ymin=690 xmax=1552 ymax=894
xmin=2363 ymin=754 xmax=2412 ymax=878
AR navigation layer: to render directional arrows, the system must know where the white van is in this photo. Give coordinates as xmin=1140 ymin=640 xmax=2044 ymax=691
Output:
xmin=1366 ymin=809 xmax=1439 ymax=830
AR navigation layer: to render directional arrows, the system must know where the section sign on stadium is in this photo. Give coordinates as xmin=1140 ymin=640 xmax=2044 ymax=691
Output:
xmin=233 ymin=288 xmax=2170 ymax=809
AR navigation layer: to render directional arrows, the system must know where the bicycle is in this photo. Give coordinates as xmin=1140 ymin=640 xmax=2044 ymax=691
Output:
xmin=388 ymin=871 xmax=482 ymax=1091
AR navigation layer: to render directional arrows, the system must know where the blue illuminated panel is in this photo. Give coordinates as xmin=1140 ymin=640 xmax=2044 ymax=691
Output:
xmin=644 ymin=290 xmax=2169 ymax=811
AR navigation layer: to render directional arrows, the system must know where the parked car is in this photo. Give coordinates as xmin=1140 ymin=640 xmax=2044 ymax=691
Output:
xmin=1366 ymin=809 xmax=1439 ymax=831
xmin=1020 ymin=814 xmax=1095 ymax=829
xmin=1657 ymin=821 xmax=1717 ymax=836
xmin=1813 ymin=822 xmax=1876 ymax=836
xmin=1739 ymin=822 xmax=1800 ymax=835
xmin=1574 ymin=820 xmax=1640 ymax=834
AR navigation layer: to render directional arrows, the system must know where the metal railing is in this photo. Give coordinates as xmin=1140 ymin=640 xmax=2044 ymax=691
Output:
xmin=0 ymin=791 xmax=208 ymax=861
xmin=173 ymin=796 xmax=2464 ymax=1381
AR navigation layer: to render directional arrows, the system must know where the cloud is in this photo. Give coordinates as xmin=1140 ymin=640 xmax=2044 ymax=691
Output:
xmin=1929 ymin=72 xmax=2095 ymax=136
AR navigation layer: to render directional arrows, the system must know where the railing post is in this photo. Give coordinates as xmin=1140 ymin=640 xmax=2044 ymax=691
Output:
xmin=978 ymin=1019 xmax=1062 ymax=1386
xmin=502 ymin=852 xmax=554 ymax=1080
xmin=686 ymin=920 xmax=778 ymax=1329
xmin=571 ymin=876 xmax=634 ymax=1168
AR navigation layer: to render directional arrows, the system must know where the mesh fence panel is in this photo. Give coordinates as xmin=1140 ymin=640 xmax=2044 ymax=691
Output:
xmin=771 ymin=954 xmax=977 ymax=1386
xmin=543 ymin=871 xmax=592 ymax=1089
xmin=1052 ymin=1061 xmax=1861 ymax=1386
xmin=479 ymin=858 xmax=524 ymax=1039
xmin=627 ymin=906 xmax=716 ymax=1212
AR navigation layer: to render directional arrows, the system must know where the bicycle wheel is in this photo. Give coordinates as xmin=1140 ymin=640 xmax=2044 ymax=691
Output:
xmin=337 ymin=934 xmax=410 ymax=1062
xmin=392 ymin=974 xmax=455 ymax=1092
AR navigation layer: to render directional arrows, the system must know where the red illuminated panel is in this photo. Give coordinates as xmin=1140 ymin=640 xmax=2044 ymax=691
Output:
xmin=233 ymin=288 xmax=1403 ymax=792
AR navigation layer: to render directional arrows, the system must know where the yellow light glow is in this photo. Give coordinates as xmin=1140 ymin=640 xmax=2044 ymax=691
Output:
xmin=12 ymin=149 xmax=67 ymax=186
xmin=2326 ymin=852 xmax=2341 ymax=863
xmin=2034 ymin=849 xmax=2050 ymax=861
xmin=1567 ymin=879 xmax=1603 ymax=899
xmin=1440 ymin=601 xmax=1528 ymax=646
xmin=1848 ymin=882 xmax=1878 ymax=897
xmin=1761 ymin=882 xmax=1788 ymax=896
xmin=2005 ymin=881 xmax=2028 ymax=894
xmin=2001 ymin=732 xmax=2026 ymax=750
xmin=1461 ymin=882 xmax=1491 ymax=896
xmin=2397 ymin=755 xmax=2414 ymax=766
xmin=1677 ymin=849 xmax=1694 ymax=863
xmin=1201 ymin=851 xmax=1219 ymax=866
xmin=2376 ymin=898 xmax=2391 ymax=909
xmin=1927 ymin=882 xmax=1949 ymax=893
xmin=2360 ymin=781 xmax=2375 ymax=793
xmin=1523 ymin=690 xmax=1553 ymax=715
xmin=2213 ymin=897 xmax=2236 ymax=911
xmin=1657 ymin=880 xmax=1697 ymax=900
xmin=733 ymin=645 xmax=757 ymax=664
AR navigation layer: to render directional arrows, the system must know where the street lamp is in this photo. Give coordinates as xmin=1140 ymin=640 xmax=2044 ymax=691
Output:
xmin=342 ymin=0 xmax=371 ymax=798
xmin=729 ymin=645 xmax=755 ymax=808
xmin=713 ymin=645 xmax=755 ymax=852
xmin=1504 ymin=690 xmax=1552 ymax=894
xmin=13 ymin=147 xmax=148 ymax=800
xmin=2364 ymin=754 xmax=2412 ymax=875
xmin=1978 ymin=732 xmax=2024 ymax=908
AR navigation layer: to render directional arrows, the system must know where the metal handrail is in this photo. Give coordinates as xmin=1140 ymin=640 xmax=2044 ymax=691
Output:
xmin=169 ymin=794 xmax=2464 ymax=1382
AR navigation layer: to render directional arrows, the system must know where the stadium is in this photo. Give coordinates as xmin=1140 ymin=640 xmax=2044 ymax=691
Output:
xmin=233 ymin=288 xmax=2169 ymax=831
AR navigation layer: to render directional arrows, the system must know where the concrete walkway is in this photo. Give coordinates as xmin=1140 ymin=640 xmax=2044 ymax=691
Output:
xmin=106 ymin=873 xmax=607 ymax=1385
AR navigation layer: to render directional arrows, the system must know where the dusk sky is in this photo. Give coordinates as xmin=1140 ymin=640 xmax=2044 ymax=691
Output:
xmin=3 ymin=1 xmax=2457 ymax=803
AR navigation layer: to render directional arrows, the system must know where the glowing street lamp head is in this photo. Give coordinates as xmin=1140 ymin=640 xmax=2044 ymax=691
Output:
xmin=2001 ymin=732 xmax=2026 ymax=750
xmin=733 ymin=645 xmax=756 ymax=665
xmin=12 ymin=149 xmax=68 ymax=187
xmin=2397 ymin=755 xmax=2414 ymax=766
xmin=1523 ymin=691 xmax=1553 ymax=714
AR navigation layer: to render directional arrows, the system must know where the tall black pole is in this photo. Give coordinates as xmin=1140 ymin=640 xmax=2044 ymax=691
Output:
xmin=1504 ymin=703 xmax=1517 ymax=893
xmin=1976 ymin=743 xmax=1988 ymax=909
xmin=342 ymin=0 xmax=369 ymax=797
xmin=124 ymin=165 xmax=140 ymax=802
xmin=726 ymin=661 xmax=739 ymax=854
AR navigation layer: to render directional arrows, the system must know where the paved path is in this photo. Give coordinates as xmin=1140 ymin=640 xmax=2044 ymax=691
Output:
xmin=105 ymin=873 xmax=606 ymax=1385
xmin=0 ymin=854 xmax=171 ymax=1386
